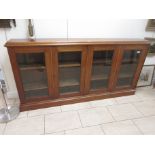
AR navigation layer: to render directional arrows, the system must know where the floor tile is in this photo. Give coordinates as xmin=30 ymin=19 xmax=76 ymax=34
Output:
xmin=61 ymin=102 xmax=91 ymax=112
xmin=65 ymin=125 xmax=104 ymax=135
xmin=90 ymin=98 xmax=116 ymax=107
xmin=0 ymin=123 xmax=6 ymax=135
xmin=17 ymin=111 xmax=28 ymax=119
xmin=4 ymin=116 xmax=44 ymax=135
xmin=28 ymin=106 xmax=61 ymax=117
xmin=114 ymin=95 xmax=142 ymax=104
xmin=136 ymin=87 xmax=155 ymax=100
xmin=101 ymin=120 xmax=141 ymax=135
xmin=46 ymin=131 xmax=65 ymax=135
xmin=78 ymin=107 xmax=114 ymax=127
xmin=133 ymin=116 xmax=155 ymax=134
xmin=45 ymin=111 xmax=81 ymax=133
xmin=133 ymin=99 xmax=155 ymax=116
xmin=108 ymin=103 xmax=142 ymax=121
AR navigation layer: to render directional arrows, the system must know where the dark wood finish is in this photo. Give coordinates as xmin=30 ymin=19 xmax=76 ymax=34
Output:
xmin=9 ymin=47 xmax=53 ymax=103
xmin=85 ymin=45 xmax=118 ymax=93
xmin=5 ymin=39 xmax=149 ymax=47
xmin=54 ymin=46 xmax=87 ymax=96
xmin=114 ymin=45 xmax=149 ymax=90
xmin=8 ymin=48 xmax=25 ymax=103
xmin=20 ymin=89 xmax=135 ymax=111
xmin=5 ymin=39 xmax=149 ymax=111
xmin=132 ymin=46 xmax=149 ymax=88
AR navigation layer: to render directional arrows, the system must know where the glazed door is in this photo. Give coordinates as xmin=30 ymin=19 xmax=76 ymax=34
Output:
xmin=115 ymin=46 xmax=148 ymax=89
xmin=85 ymin=46 xmax=117 ymax=93
xmin=11 ymin=47 xmax=52 ymax=102
xmin=54 ymin=46 xmax=87 ymax=97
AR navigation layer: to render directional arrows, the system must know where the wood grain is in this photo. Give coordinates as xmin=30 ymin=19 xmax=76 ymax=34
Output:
xmin=6 ymin=39 xmax=149 ymax=111
xmin=5 ymin=38 xmax=149 ymax=47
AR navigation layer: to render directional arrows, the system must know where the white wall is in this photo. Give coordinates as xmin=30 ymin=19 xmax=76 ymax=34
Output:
xmin=0 ymin=19 xmax=155 ymax=98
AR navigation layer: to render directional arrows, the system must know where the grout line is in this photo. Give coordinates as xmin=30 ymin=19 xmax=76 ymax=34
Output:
xmin=2 ymin=123 xmax=7 ymax=135
xmin=60 ymin=106 xmax=99 ymax=113
xmin=26 ymin=111 xmax=28 ymax=118
xmin=130 ymin=102 xmax=145 ymax=117
xmin=48 ymin=130 xmax=65 ymax=135
xmin=99 ymin=125 xmax=106 ymax=135
xmin=44 ymin=114 xmax=45 ymax=134
xmin=27 ymin=107 xmax=62 ymax=118
xmin=60 ymin=106 xmax=63 ymax=112
xmin=77 ymin=113 xmax=155 ymax=129
xmin=106 ymin=106 xmax=116 ymax=121
xmin=64 ymin=124 xmax=105 ymax=135
xmin=77 ymin=111 xmax=84 ymax=128
xmin=131 ymin=119 xmax=144 ymax=135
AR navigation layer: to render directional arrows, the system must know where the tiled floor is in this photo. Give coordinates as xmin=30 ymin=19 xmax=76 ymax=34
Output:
xmin=0 ymin=86 xmax=155 ymax=135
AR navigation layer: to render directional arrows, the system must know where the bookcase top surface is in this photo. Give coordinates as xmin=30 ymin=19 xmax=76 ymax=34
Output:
xmin=5 ymin=38 xmax=150 ymax=47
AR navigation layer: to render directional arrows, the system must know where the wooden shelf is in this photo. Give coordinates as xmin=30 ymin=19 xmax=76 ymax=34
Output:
xmin=59 ymin=62 xmax=81 ymax=67
xmin=122 ymin=60 xmax=137 ymax=64
xmin=20 ymin=64 xmax=45 ymax=70
xmin=119 ymin=73 xmax=133 ymax=79
xmin=93 ymin=59 xmax=112 ymax=65
xmin=60 ymin=79 xmax=80 ymax=87
xmin=91 ymin=74 xmax=108 ymax=81
xmin=24 ymin=82 xmax=48 ymax=91
xmin=91 ymin=73 xmax=132 ymax=81
xmin=93 ymin=59 xmax=137 ymax=65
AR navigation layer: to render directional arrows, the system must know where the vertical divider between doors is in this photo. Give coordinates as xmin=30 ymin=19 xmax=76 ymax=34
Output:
xmin=80 ymin=46 xmax=88 ymax=95
xmin=84 ymin=46 xmax=94 ymax=94
xmin=51 ymin=47 xmax=59 ymax=98
xmin=110 ymin=46 xmax=124 ymax=91
xmin=45 ymin=47 xmax=53 ymax=98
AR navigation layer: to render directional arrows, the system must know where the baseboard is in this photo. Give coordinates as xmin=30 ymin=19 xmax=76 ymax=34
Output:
xmin=20 ymin=89 xmax=135 ymax=111
xmin=6 ymin=91 xmax=19 ymax=99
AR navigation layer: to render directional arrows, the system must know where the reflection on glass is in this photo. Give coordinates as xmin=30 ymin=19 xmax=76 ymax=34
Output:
xmin=16 ymin=53 xmax=48 ymax=99
xmin=91 ymin=50 xmax=114 ymax=90
xmin=116 ymin=50 xmax=141 ymax=87
xmin=58 ymin=52 xmax=81 ymax=94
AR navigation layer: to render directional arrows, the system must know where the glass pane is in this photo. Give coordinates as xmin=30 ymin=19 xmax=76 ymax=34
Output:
xmin=91 ymin=50 xmax=114 ymax=90
xmin=116 ymin=50 xmax=141 ymax=87
xmin=58 ymin=52 xmax=81 ymax=94
xmin=16 ymin=53 xmax=48 ymax=99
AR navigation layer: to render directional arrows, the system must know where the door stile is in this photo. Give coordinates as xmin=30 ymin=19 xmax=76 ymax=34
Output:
xmin=44 ymin=47 xmax=53 ymax=98
xmin=80 ymin=46 xmax=88 ymax=95
xmin=84 ymin=46 xmax=94 ymax=94
xmin=108 ymin=46 xmax=120 ymax=91
xmin=132 ymin=46 xmax=149 ymax=88
xmin=111 ymin=46 xmax=124 ymax=90
xmin=8 ymin=48 xmax=25 ymax=103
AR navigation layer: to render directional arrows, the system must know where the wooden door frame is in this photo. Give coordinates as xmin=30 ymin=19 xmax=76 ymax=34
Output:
xmin=8 ymin=46 xmax=53 ymax=103
xmin=85 ymin=45 xmax=118 ymax=94
xmin=53 ymin=45 xmax=87 ymax=98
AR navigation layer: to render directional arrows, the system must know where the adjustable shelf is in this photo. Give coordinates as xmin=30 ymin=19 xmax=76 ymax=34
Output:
xmin=19 ymin=64 xmax=45 ymax=70
xmin=93 ymin=59 xmax=112 ymax=65
xmin=91 ymin=74 xmax=108 ymax=81
xmin=24 ymin=82 xmax=48 ymax=91
xmin=59 ymin=79 xmax=80 ymax=87
xmin=59 ymin=62 xmax=81 ymax=67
